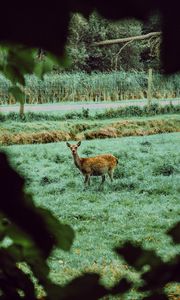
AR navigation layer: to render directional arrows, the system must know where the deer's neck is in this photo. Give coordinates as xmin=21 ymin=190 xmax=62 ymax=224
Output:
xmin=73 ymin=152 xmax=82 ymax=170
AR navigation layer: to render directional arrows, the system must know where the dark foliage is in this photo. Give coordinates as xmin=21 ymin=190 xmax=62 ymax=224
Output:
xmin=0 ymin=153 xmax=75 ymax=299
xmin=0 ymin=1 xmax=180 ymax=73
xmin=115 ymin=235 xmax=180 ymax=298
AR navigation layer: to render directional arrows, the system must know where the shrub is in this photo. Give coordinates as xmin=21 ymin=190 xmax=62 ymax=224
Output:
xmin=81 ymin=149 xmax=94 ymax=156
xmin=51 ymin=154 xmax=66 ymax=164
xmin=153 ymin=163 xmax=176 ymax=176
xmin=82 ymin=108 xmax=89 ymax=118
xmin=0 ymin=112 xmax=6 ymax=121
xmin=40 ymin=176 xmax=52 ymax=185
xmin=113 ymin=177 xmax=138 ymax=190
xmin=1 ymin=104 xmax=179 ymax=123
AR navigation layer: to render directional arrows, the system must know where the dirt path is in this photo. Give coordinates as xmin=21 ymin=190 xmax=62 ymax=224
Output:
xmin=0 ymin=99 xmax=180 ymax=113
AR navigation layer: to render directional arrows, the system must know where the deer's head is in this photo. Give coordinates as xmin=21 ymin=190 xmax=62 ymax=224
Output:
xmin=66 ymin=141 xmax=81 ymax=155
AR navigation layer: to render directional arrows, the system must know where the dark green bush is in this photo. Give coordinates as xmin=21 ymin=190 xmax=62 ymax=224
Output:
xmin=0 ymin=104 xmax=179 ymax=122
xmin=153 ymin=163 xmax=176 ymax=176
xmin=82 ymin=108 xmax=90 ymax=118
xmin=40 ymin=176 xmax=52 ymax=185
xmin=0 ymin=112 xmax=6 ymax=121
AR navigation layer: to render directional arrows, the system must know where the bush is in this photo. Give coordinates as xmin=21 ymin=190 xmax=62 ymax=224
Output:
xmin=0 ymin=104 xmax=179 ymax=124
xmin=82 ymin=108 xmax=90 ymax=118
xmin=0 ymin=112 xmax=6 ymax=121
xmin=95 ymin=104 xmax=180 ymax=120
xmin=153 ymin=163 xmax=176 ymax=176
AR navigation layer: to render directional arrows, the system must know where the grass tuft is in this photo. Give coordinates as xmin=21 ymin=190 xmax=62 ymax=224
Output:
xmin=153 ymin=163 xmax=177 ymax=176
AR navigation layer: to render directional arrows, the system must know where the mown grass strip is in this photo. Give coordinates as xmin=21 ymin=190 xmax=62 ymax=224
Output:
xmin=1 ymin=117 xmax=179 ymax=145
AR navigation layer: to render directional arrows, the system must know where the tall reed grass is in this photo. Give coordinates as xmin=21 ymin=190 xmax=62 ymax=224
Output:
xmin=0 ymin=71 xmax=180 ymax=104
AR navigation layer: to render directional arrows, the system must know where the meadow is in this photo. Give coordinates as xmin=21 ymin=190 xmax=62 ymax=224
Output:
xmin=2 ymin=132 xmax=180 ymax=299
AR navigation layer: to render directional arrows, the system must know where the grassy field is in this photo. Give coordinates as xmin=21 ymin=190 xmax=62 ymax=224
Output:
xmin=2 ymin=132 xmax=180 ymax=299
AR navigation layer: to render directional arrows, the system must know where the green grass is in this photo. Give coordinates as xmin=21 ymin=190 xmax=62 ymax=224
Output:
xmin=0 ymin=103 xmax=180 ymax=122
xmin=2 ymin=132 xmax=180 ymax=299
xmin=1 ymin=114 xmax=179 ymax=133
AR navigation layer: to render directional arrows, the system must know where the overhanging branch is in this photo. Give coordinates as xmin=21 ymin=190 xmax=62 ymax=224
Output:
xmin=94 ymin=31 xmax=162 ymax=46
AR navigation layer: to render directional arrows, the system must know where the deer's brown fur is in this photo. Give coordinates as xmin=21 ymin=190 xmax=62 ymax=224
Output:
xmin=66 ymin=141 xmax=118 ymax=187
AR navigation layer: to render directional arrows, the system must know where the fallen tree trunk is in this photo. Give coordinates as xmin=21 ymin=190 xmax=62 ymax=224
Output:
xmin=94 ymin=31 xmax=161 ymax=46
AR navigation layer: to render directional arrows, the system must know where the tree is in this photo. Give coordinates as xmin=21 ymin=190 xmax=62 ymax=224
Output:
xmin=0 ymin=1 xmax=179 ymax=73
xmin=141 ymin=13 xmax=162 ymax=70
xmin=0 ymin=46 xmax=57 ymax=116
xmin=94 ymin=31 xmax=162 ymax=71
xmin=66 ymin=12 xmax=144 ymax=72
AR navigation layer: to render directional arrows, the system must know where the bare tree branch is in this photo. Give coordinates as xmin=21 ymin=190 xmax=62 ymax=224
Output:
xmin=94 ymin=31 xmax=162 ymax=46
xmin=114 ymin=40 xmax=134 ymax=70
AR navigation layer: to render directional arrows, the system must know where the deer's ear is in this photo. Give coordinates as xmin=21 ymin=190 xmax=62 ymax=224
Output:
xmin=66 ymin=142 xmax=71 ymax=147
xmin=77 ymin=141 xmax=81 ymax=147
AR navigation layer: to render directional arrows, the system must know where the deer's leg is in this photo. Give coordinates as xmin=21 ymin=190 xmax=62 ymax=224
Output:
xmin=87 ymin=175 xmax=91 ymax=186
xmin=108 ymin=169 xmax=114 ymax=182
xmin=101 ymin=174 xmax=106 ymax=185
xmin=84 ymin=174 xmax=90 ymax=186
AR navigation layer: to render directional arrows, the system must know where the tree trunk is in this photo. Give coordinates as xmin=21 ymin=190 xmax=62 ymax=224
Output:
xmin=94 ymin=32 xmax=161 ymax=46
xmin=19 ymin=101 xmax=25 ymax=118
xmin=147 ymin=68 xmax=153 ymax=106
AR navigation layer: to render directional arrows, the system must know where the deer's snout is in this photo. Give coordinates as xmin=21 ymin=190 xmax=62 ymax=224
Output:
xmin=71 ymin=147 xmax=77 ymax=154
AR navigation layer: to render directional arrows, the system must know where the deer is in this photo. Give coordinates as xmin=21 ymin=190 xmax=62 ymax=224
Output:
xmin=66 ymin=141 xmax=118 ymax=187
